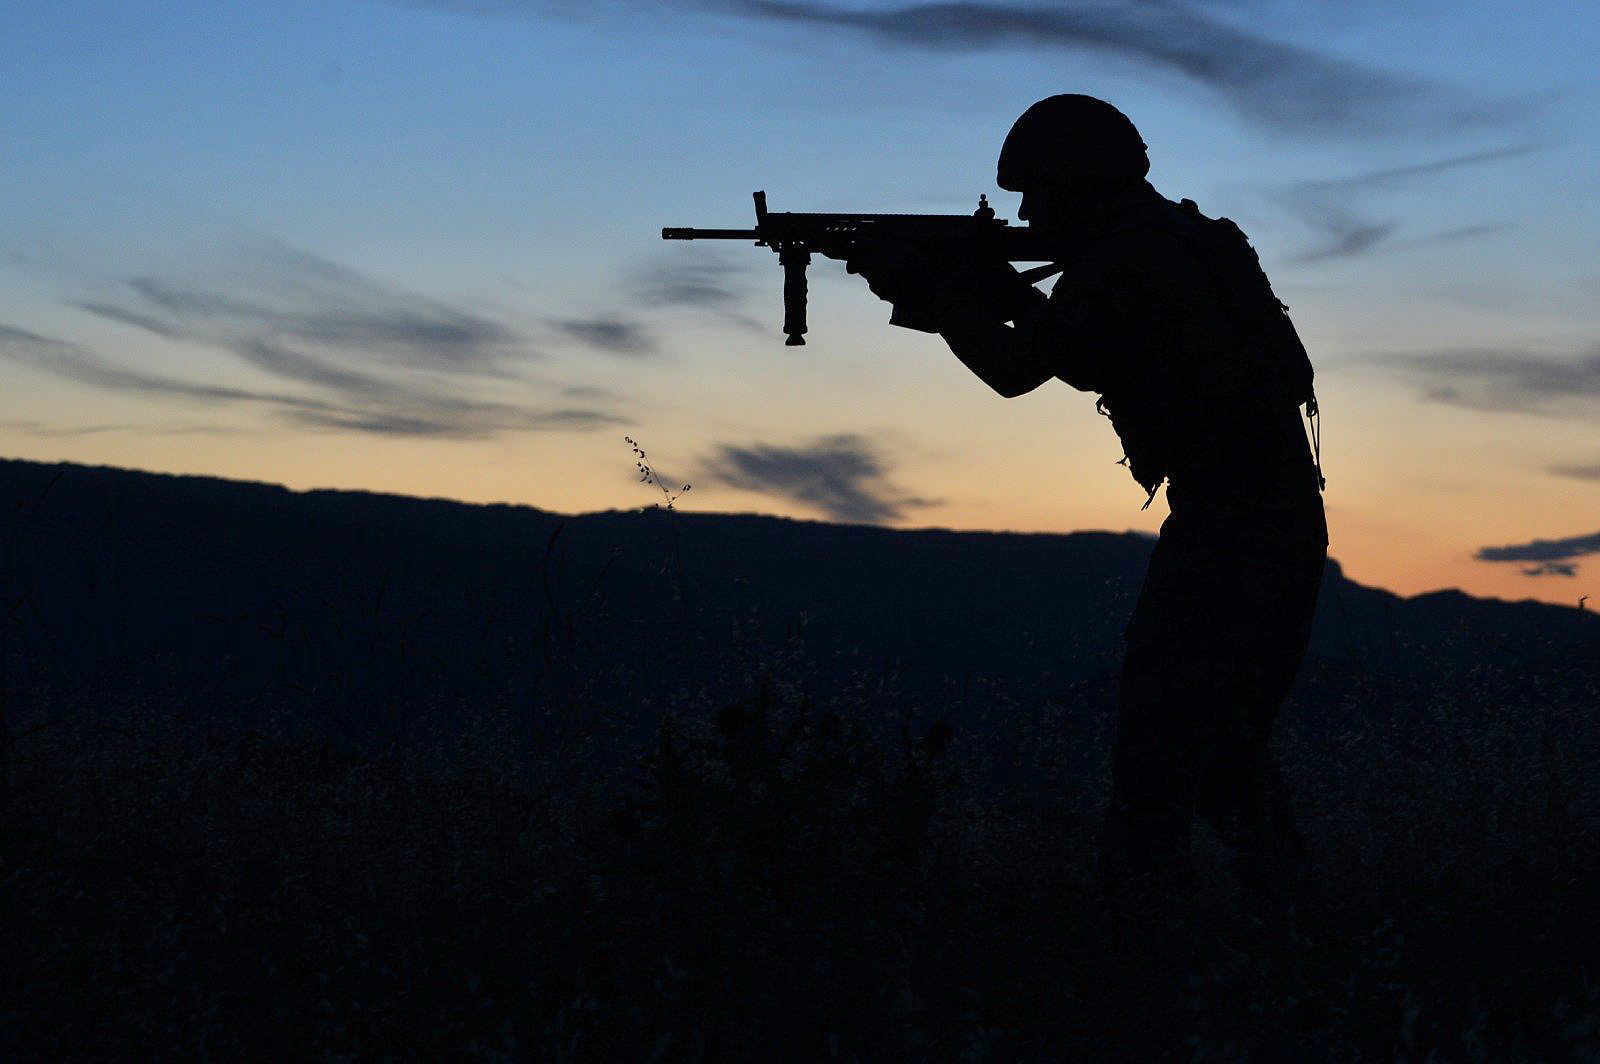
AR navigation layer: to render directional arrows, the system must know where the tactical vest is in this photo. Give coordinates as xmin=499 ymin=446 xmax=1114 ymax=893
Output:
xmin=1097 ymin=198 xmax=1322 ymax=503
xmin=1176 ymin=198 xmax=1316 ymax=412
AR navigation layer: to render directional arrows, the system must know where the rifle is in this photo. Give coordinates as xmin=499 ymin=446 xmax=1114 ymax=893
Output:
xmin=662 ymin=191 xmax=1068 ymax=346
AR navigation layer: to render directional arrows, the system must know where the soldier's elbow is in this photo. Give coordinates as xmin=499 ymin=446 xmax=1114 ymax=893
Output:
xmin=992 ymin=371 xmax=1047 ymax=399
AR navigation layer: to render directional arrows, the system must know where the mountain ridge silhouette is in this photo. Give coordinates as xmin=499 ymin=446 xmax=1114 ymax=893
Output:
xmin=3 ymin=457 xmax=1593 ymax=738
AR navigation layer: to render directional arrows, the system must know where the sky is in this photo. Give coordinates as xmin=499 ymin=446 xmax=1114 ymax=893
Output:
xmin=1 ymin=0 xmax=1597 ymax=606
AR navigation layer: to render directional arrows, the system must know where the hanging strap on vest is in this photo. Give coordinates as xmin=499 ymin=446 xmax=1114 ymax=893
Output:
xmin=1306 ymin=393 xmax=1325 ymax=491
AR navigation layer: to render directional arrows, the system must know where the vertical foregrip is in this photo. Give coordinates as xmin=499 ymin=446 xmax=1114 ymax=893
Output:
xmin=780 ymin=246 xmax=810 ymax=346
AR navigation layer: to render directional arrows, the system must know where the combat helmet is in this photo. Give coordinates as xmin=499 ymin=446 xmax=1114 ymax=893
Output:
xmin=997 ymin=95 xmax=1150 ymax=190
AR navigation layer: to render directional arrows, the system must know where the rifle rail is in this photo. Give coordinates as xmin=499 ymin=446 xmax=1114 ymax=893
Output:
xmin=662 ymin=190 xmax=1064 ymax=345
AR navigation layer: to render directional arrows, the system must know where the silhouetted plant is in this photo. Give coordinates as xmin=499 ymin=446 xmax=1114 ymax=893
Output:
xmin=625 ymin=435 xmax=692 ymax=511
xmin=624 ymin=435 xmax=694 ymax=655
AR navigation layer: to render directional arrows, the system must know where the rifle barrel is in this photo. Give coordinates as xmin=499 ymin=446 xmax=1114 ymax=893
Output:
xmin=661 ymin=227 xmax=760 ymax=241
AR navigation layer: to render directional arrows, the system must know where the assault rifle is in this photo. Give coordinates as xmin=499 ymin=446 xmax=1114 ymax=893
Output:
xmin=662 ymin=191 xmax=1068 ymax=345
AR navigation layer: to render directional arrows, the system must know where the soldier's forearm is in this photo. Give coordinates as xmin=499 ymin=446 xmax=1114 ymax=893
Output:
xmin=939 ymin=311 xmax=1054 ymax=398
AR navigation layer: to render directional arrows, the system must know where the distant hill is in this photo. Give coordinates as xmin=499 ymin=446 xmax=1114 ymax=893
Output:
xmin=2 ymin=458 xmax=1594 ymax=738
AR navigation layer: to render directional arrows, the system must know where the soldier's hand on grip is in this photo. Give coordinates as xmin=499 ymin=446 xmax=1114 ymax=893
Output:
xmin=842 ymin=237 xmax=938 ymax=306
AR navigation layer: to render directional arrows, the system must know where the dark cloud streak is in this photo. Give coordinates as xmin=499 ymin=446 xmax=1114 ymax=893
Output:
xmin=73 ymin=302 xmax=186 ymax=340
xmin=549 ymin=317 xmax=658 ymax=355
xmin=1476 ymin=530 xmax=1600 ymax=577
xmin=231 ymin=337 xmax=402 ymax=398
xmin=625 ymin=248 xmax=767 ymax=334
xmin=433 ymin=0 xmax=1519 ymax=138
xmin=1298 ymin=144 xmax=1539 ymax=192
xmin=1395 ymin=348 xmax=1600 ymax=416
xmin=1521 ymin=563 xmax=1577 ymax=578
xmin=704 ymin=433 xmax=935 ymax=524
xmin=1288 ymin=216 xmax=1395 ymax=263
xmin=0 ymin=417 xmax=238 ymax=438
xmin=118 ymin=262 xmax=527 ymax=374
xmin=633 ymin=253 xmax=749 ymax=309
xmin=0 ymin=321 xmax=621 ymax=441
xmin=738 ymin=0 xmax=1446 ymax=135
xmin=1277 ymin=144 xmax=1535 ymax=262
xmin=0 ymin=324 xmax=332 ymax=410
xmin=42 ymin=241 xmax=629 ymax=439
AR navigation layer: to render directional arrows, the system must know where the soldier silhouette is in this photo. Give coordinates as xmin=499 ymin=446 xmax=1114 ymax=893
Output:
xmin=829 ymin=95 xmax=1327 ymax=916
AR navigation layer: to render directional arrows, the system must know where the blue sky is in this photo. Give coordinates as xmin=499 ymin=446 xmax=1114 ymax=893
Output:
xmin=2 ymin=0 xmax=1597 ymax=603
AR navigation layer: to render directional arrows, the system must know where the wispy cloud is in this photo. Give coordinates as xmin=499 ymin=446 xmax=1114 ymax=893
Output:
xmin=1287 ymin=215 xmax=1397 ymax=264
xmin=1300 ymin=144 xmax=1540 ymax=191
xmin=632 ymin=249 xmax=752 ymax=310
xmin=624 ymin=247 xmax=770 ymax=335
xmin=31 ymin=241 xmax=627 ymax=439
xmin=545 ymin=248 xmax=766 ymax=355
xmin=73 ymin=302 xmax=186 ymax=341
xmin=1390 ymin=346 xmax=1600 ymax=417
xmin=0 ymin=416 xmax=238 ymax=438
xmin=100 ymin=241 xmax=531 ymax=375
xmin=1276 ymin=144 xmax=1535 ymax=262
xmin=0 ymin=323 xmax=328 ymax=409
xmin=1476 ymin=530 xmax=1600 ymax=577
xmin=739 ymin=0 xmax=1454 ymax=136
xmin=1521 ymin=562 xmax=1578 ymax=578
xmin=549 ymin=317 xmax=658 ymax=356
xmin=428 ymin=0 xmax=1521 ymax=139
xmin=560 ymin=383 xmax=621 ymax=401
xmin=1409 ymin=223 xmax=1506 ymax=247
xmin=1550 ymin=463 xmax=1600 ymax=482
xmin=704 ymin=433 xmax=938 ymax=523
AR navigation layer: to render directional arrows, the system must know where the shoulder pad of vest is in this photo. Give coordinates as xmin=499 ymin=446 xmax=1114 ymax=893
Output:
xmin=1215 ymin=215 xmax=1249 ymax=240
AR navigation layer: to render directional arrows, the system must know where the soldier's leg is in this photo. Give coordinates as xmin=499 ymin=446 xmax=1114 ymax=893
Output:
xmin=1101 ymin=642 xmax=1201 ymax=899
xmin=1193 ymin=537 xmax=1325 ymax=906
xmin=1099 ymin=632 xmax=1206 ymax=1023
xmin=1195 ymin=724 xmax=1305 ymax=906
xmin=1100 ymin=517 xmax=1207 ymax=909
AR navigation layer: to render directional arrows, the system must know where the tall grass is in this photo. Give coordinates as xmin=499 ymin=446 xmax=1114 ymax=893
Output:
xmin=3 ymin=453 xmax=1595 ymax=1059
xmin=3 ymin=645 xmax=1596 ymax=1060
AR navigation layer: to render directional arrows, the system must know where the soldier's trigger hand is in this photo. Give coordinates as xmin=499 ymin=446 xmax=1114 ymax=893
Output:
xmin=844 ymin=238 xmax=922 ymax=277
xmin=813 ymin=234 xmax=855 ymax=262
xmin=844 ymin=240 xmax=935 ymax=304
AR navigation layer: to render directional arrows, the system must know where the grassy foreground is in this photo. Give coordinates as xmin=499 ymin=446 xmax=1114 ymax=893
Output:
xmin=3 ymin=661 xmax=1598 ymax=1061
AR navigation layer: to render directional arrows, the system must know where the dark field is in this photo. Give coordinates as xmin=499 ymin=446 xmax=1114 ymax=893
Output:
xmin=2 ymin=459 xmax=1598 ymax=1060
xmin=5 ymin=654 xmax=1598 ymax=1061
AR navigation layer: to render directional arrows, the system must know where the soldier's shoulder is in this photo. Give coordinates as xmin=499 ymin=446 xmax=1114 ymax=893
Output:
xmin=1150 ymin=195 xmax=1229 ymax=233
xmin=1162 ymin=196 xmax=1257 ymax=245
xmin=1099 ymin=198 xmax=1215 ymax=272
